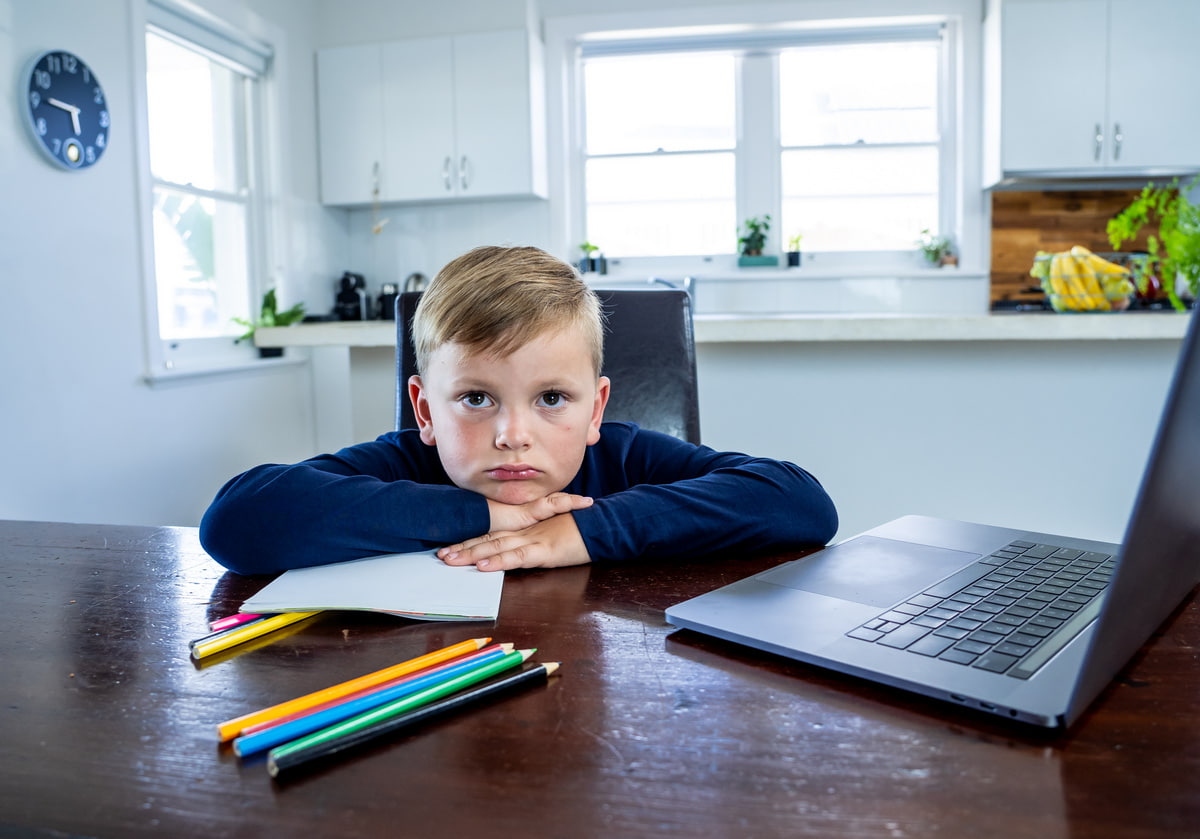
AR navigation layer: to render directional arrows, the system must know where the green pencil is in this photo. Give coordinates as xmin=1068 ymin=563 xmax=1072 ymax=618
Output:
xmin=266 ymin=648 xmax=532 ymax=767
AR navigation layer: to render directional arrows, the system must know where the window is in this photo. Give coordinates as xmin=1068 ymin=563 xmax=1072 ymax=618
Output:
xmin=576 ymin=23 xmax=947 ymax=265
xmin=140 ymin=1 xmax=273 ymax=373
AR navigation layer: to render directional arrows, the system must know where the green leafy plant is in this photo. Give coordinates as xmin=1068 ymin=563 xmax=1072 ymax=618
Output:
xmin=738 ymin=215 xmax=771 ymax=256
xmin=234 ymin=288 xmax=306 ymax=344
xmin=1107 ymin=177 xmax=1200 ymax=311
xmin=917 ymin=229 xmax=953 ymax=265
xmin=787 ymin=232 xmax=804 ymax=252
xmin=579 ymin=241 xmax=599 ymax=256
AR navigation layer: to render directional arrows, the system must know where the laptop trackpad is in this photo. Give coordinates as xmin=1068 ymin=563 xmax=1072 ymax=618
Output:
xmin=758 ymin=535 xmax=979 ymax=609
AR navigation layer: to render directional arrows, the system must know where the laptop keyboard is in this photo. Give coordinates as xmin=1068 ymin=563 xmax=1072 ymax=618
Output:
xmin=847 ymin=540 xmax=1115 ymax=679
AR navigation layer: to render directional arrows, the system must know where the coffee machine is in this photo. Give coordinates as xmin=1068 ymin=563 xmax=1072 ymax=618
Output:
xmin=334 ymin=272 xmax=367 ymax=320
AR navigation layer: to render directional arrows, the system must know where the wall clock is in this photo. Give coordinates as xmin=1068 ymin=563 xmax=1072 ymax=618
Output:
xmin=25 ymin=50 xmax=110 ymax=170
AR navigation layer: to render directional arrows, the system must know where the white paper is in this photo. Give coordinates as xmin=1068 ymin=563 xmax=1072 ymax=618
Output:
xmin=239 ymin=551 xmax=503 ymax=621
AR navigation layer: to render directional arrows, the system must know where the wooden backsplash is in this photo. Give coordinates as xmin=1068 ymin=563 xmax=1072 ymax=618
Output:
xmin=989 ymin=190 xmax=1151 ymax=303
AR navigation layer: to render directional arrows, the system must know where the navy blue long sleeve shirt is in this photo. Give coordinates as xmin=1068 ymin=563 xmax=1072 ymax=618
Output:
xmin=199 ymin=422 xmax=837 ymax=576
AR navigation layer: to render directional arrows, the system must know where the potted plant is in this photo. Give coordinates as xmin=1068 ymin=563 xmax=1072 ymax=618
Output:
xmin=1107 ymin=177 xmax=1200 ymax=311
xmin=234 ymin=288 xmax=306 ymax=358
xmin=786 ymin=232 xmax=803 ymax=267
xmin=738 ymin=215 xmax=777 ymax=267
xmin=578 ymin=241 xmax=607 ymax=274
xmin=917 ymin=229 xmax=955 ymax=267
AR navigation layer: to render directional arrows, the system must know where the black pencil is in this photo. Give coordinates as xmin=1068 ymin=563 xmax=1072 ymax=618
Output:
xmin=267 ymin=661 xmax=560 ymax=778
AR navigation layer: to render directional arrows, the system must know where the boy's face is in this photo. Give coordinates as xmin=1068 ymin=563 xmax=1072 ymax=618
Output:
xmin=409 ymin=325 xmax=609 ymax=506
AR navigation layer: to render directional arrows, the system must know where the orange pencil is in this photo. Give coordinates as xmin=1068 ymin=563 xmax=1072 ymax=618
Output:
xmin=236 ymin=643 xmax=513 ymax=737
xmin=216 ymin=636 xmax=490 ymax=742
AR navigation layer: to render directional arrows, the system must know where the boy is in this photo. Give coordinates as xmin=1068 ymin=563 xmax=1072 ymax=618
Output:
xmin=200 ymin=245 xmax=837 ymax=575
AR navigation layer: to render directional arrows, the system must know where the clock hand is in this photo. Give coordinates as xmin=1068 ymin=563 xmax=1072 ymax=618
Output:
xmin=47 ymin=97 xmax=82 ymax=135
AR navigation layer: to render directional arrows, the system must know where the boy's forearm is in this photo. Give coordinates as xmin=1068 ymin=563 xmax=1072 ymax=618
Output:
xmin=199 ymin=464 xmax=490 ymax=575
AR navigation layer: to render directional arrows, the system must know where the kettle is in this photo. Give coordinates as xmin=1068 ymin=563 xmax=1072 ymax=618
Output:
xmin=404 ymin=272 xmax=429 ymax=293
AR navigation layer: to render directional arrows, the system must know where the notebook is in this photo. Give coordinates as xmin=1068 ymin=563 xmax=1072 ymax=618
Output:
xmin=667 ymin=311 xmax=1200 ymax=728
xmin=240 ymin=550 xmax=504 ymax=621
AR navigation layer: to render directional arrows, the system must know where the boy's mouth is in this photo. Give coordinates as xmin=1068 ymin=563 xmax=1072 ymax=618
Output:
xmin=486 ymin=465 xmax=541 ymax=481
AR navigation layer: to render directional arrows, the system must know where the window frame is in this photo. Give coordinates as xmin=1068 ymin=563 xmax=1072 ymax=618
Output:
xmin=546 ymin=4 xmax=975 ymax=280
xmin=133 ymin=0 xmax=279 ymax=381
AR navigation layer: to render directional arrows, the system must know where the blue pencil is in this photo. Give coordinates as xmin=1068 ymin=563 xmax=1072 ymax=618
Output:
xmin=232 ymin=645 xmax=509 ymax=757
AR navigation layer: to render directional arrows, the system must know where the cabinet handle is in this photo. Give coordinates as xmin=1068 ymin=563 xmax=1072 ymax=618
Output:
xmin=442 ymin=157 xmax=453 ymax=191
xmin=1113 ymin=123 xmax=1123 ymax=161
xmin=458 ymin=155 xmax=470 ymax=191
xmin=1093 ymin=123 xmax=1103 ymax=162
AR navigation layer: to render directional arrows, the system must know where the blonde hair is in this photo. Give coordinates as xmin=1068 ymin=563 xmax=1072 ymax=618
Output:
xmin=412 ymin=245 xmax=604 ymax=375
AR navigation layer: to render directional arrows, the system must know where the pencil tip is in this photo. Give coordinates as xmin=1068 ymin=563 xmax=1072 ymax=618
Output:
xmin=543 ymin=662 xmax=561 ymax=676
xmin=499 ymin=642 xmax=514 ymax=652
xmin=518 ymin=648 xmax=535 ymax=661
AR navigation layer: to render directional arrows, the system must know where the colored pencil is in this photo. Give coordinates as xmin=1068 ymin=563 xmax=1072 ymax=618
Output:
xmin=268 ymin=661 xmax=559 ymax=778
xmin=234 ymin=645 xmax=516 ymax=757
xmin=190 ymin=616 xmax=269 ymax=649
xmin=237 ymin=643 xmax=513 ymax=737
xmin=265 ymin=650 xmax=532 ymax=765
xmin=190 ymin=611 xmax=321 ymax=661
xmin=216 ymin=636 xmax=491 ymax=742
xmin=210 ymin=612 xmax=264 ymax=632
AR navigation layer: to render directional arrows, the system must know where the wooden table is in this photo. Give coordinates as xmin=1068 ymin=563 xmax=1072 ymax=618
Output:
xmin=2 ymin=519 xmax=1197 ymax=838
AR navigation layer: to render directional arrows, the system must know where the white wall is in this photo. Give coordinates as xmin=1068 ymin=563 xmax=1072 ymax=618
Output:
xmin=0 ymin=0 xmax=341 ymax=527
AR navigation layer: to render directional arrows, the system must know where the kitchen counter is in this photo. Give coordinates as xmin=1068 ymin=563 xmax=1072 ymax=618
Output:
xmin=255 ymin=311 xmax=1190 ymax=348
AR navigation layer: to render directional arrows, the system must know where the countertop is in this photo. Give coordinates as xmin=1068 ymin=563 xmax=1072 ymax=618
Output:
xmin=256 ymin=312 xmax=1191 ymax=348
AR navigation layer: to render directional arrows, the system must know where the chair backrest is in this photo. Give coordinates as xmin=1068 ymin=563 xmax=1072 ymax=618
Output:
xmin=395 ymin=289 xmax=701 ymax=444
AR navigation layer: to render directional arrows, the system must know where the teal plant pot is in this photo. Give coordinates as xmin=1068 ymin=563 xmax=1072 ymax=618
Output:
xmin=737 ymin=255 xmax=779 ymax=267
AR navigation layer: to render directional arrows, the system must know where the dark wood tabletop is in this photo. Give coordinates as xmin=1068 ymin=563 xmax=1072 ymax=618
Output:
xmin=2 ymin=519 xmax=1197 ymax=838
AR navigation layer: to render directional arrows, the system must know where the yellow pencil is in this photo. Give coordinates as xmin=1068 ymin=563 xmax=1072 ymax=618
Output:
xmin=216 ymin=636 xmax=492 ymax=742
xmin=190 ymin=611 xmax=321 ymax=661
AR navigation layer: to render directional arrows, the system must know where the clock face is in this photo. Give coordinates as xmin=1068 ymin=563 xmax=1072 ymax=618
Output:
xmin=26 ymin=50 xmax=110 ymax=170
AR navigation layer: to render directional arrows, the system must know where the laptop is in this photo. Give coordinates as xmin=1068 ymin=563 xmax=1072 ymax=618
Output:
xmin=666 ymin=311 xmax=1200 ymax=728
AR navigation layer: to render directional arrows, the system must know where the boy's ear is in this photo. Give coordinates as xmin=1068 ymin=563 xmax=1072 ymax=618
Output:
xmin=408 ymin=375 xmax=437 ymax=446
xmin=587 ymin=375 xmax=611 ymax=445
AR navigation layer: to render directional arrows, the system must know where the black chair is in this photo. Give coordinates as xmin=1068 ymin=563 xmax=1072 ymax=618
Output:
xmin=395 ymin=289 xmax=701 ymax=444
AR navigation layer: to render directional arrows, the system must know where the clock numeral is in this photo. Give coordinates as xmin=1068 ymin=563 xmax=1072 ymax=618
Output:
xmin=83 ymin=67 xmax=91 ymax=84
xmin=36 ymin=117 xmax=47 ymax=137
xmin=46 ymin=54 xmax=61 ymax=74
xmin=30 ymin=91 xmax=41 ymax=109
xmin=51 ymin=138 xmax=61 ymax=154
xmin=85 ymin=146 xmax=96 ymax=164
xmin=96 ymin=134 xmax=106 ymax=149
xmin=99 ymin=110 xmax=110 ymax=128
xmin=62 ymin=54 xmax=78 ymax=74
xmin=94 ymin=87 xmax=104 ymax=105
xmin=35 ymin=69 xmax=51 ymax=89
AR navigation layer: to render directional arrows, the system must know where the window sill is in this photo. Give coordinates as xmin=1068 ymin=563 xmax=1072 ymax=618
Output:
xmin=142 ymin=355 xmax=306 ymax=388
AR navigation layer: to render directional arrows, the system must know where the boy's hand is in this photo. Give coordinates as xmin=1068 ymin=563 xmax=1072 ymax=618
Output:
xmin=438 ymin=513 xmax=590 ymax=572
xmin=485 ymin=492 xmax=593 ymax=533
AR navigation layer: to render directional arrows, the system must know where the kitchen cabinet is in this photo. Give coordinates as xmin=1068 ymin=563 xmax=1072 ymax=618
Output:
xmin=985 ymin=0 xmax=1200 ymax=183
xmin=316 ymin=30 xmax=546 ymax=206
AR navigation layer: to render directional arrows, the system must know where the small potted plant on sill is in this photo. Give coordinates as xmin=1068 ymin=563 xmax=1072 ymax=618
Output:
xmin=738 ymin=215 xmax=777 ymax=267
xmin=578 ymin=241 xmax=607 ymax=275
xmin=1107 ymin=177 xmax=1200 ymax=311
xmin=786 ymin=232 xmax=804 ymax=268
xmin=917 ymin=228 xmax=956 ymax=267
xmin=234 ymin=288 xmax=306 ymax=358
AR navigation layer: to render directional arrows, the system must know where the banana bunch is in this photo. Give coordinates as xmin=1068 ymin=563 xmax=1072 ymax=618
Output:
xmin=1032 ymin=246 xmax=1134 ymax=312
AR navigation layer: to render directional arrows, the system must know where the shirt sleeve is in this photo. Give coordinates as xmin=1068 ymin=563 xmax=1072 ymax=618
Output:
xmin=570 ymin=425 xmax=838 ymax=562
xmin=199 ymin=431 xmax=490 ymax=575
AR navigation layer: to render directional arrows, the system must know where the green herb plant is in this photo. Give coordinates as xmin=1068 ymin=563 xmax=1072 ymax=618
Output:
xmin=917 ymin=229 xmax=953 ymax=265
xmin=1107 ymin=177 xmax=1200 ymax=311
xmin=738 ymin=215 xmax=771 ymax=256
xmin=234 ymin=288 xmax=306 ymax=344
xmin=787 ymin=232 xmax=804 ymax=252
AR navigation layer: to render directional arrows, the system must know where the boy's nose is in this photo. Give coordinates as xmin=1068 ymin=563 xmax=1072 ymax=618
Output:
xmin=494 ymin=408 xmax=533 ymax=450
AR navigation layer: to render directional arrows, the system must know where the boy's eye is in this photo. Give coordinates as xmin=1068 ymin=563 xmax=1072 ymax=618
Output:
xmin=462 ymin=392 xmax=493 ymax=408
xmin=538 ymin=391 xmax=565 ymax=408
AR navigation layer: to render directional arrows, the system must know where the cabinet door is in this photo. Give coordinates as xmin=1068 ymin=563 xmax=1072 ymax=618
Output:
xmin=316 ymin=45 xmax=384 ymax=205
xmin=1107 ymin=0 xmax=1200 ymax=169
xmin=452 ymin=30 xmax=544 ymax=199
xmin=382 ymin=38 xmax=455 ymax=202
xmin=1000 ymin=0 xmax=1108 ymax=173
